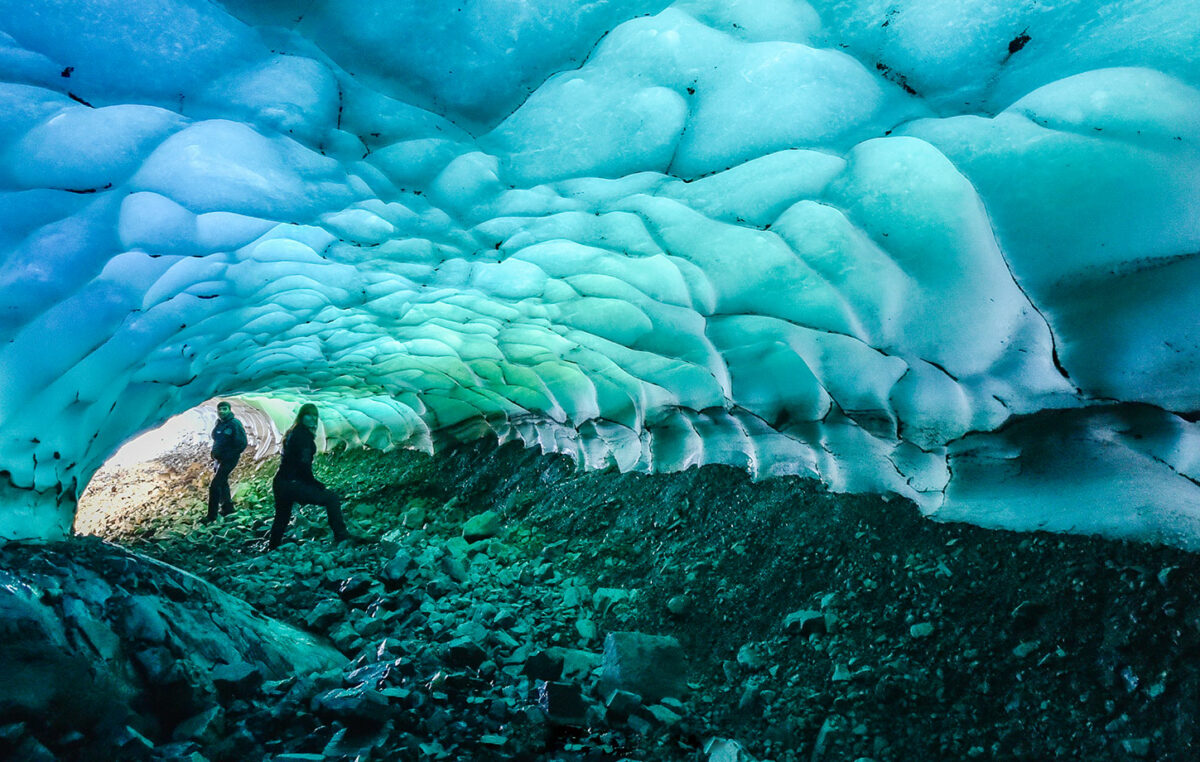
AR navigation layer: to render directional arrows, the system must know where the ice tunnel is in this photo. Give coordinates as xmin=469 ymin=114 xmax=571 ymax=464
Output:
xmin=1 ymin=0 xmax=1199 ymax=545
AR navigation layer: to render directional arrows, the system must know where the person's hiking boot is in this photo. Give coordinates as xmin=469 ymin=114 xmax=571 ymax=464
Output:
xmin=219 ymin=503 xmax=235 ymax=516
xmin=265 ymin=535 xmax=297 ymax=551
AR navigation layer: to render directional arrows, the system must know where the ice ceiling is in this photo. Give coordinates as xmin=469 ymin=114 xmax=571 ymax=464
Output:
xmin=1 ymin=0 xmax=1199 ymax=545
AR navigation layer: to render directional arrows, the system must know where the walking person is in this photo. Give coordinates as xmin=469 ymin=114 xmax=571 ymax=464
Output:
xmin=204 ymin=400 xmax=247 ymax=523
xmin=267 ymin=403 xmax=351 ymax=549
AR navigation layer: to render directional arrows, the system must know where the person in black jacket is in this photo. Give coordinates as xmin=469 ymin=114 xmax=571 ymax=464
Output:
xmin=204 ymin=400 xmax=247 ymax=523
xmin=267 ymin=403 xmax=349 ymax=549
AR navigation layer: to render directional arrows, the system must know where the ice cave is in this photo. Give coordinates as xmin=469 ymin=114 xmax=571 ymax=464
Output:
xmin=1 ymin=0 xmax=1199 ymax=760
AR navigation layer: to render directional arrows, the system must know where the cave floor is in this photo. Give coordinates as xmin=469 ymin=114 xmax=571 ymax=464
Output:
xmin=48 ymin=439 xmax=1200 ymax=761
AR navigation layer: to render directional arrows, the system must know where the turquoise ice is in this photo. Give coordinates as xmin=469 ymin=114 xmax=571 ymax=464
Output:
xmin=1 ymin=0 xmax=1198 ymax=545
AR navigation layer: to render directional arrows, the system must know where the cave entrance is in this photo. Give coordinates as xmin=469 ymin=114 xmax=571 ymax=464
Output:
xmin=74 ymin=399 xmax=282 ymax=540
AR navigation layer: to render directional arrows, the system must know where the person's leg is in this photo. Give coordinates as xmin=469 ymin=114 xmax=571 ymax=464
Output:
xmin=206 ymin=473 xmax=219 ymax=521
xmin=216 ymin=458 xmax=236 ymax=518
xmin=218 ymin=456 xmax=238 ymax=516
xmin=288 ymin=482 xmax=349 ymax=541
xmin=320 ymin=490 xmax=349 ymax=541
xmin=205 ymin=460 xmax=233 ymax=521
xmin=268 ymin=480 xmax=295 ymax=549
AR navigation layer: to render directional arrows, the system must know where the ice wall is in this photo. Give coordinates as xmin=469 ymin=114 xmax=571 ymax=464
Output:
xmin=1 ymin=0 xmax=1198 ymax=545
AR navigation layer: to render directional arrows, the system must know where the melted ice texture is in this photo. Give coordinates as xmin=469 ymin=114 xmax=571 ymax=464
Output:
xmin=1 ymin=0 xmax=1198 ymax=544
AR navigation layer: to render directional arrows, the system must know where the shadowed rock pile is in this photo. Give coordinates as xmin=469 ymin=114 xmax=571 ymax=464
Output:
xmin=0 ymin=539 xmax=341 ymax=761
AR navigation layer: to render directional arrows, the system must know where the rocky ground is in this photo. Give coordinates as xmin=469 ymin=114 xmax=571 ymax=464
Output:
xmin=12 ymin=438 xmax=1200 ymax=761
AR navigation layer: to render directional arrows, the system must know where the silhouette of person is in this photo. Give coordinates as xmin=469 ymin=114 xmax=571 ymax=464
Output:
xmin=204 ymin=400 xmax=247 ymax=523
xmin=267 ymin=403 xmax=350 ymax=549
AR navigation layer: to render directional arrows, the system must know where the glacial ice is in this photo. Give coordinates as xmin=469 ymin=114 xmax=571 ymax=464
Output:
xmin=1 ymin=0 xmax=1198 ymax=546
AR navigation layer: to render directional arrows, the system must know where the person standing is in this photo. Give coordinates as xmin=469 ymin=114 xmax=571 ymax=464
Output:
xmin=267 ymin=403 xmax=350 ymax=549
xmin=205 ymin=400 xmax=247 ymax=523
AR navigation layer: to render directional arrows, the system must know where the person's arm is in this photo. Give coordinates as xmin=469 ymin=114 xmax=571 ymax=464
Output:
xmin=300 ymin=433 xmax=321 ymax=485
xmin=277 ymin=430 xmax=295 ymax=479
xmin=234 ymin=420 xmax=248 ymax=453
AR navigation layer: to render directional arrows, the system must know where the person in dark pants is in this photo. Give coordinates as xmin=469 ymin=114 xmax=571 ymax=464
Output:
xmin=204 ymin=400 xmax=247 ymax=523
xmin=267 ymin=403 xmax=350 ymax=549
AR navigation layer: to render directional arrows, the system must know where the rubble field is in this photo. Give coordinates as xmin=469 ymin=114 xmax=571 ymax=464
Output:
xmin=6 ymin=439 xmax=1200 ymax=761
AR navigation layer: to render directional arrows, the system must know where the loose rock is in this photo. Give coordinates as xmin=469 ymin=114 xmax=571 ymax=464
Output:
xmin=601 ymin=632 xmax=688 ymax=703
xmin=783 ymin=609 xmax=827 ymax=636
xmin=463 ymin=511 xmax=503 ymax=542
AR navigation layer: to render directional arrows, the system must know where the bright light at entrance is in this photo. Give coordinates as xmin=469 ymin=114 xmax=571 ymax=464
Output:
xmin=103 ymin=408 xmax=213 ymax=469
